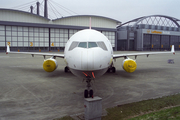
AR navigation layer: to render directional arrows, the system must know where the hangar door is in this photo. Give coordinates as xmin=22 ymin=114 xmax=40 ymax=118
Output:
xmin=117 ymin=40 xmax=126 ymax=50
xmin=170 ymin=36 xmax=179 ymax=49
xmin=151 ymin=35 xmax=161 ymax=50
xmin=143 ymin=34 xmax=151 ymax=50
xmin=161 ymin=35 xmax=169 ymax=50
xmin=143 ymin=34 xmax=172 ymax=51
xmin=143 ymin=34 xmax=161 ymax=50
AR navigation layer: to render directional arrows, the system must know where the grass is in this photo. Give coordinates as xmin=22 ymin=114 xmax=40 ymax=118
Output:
xmin=102 ymin=93 xmax=180 ymax=120
xmin=56 ymin=93 xmax=180 ymax=120
xmin=129 ymin=106 xmax=180 ymax=120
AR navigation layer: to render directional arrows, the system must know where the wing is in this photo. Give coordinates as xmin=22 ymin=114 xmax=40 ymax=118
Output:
xmin=6 ymin=45 xmax=64 ymax=58
xmin=113 ymin=45 xmax=175 ymax=59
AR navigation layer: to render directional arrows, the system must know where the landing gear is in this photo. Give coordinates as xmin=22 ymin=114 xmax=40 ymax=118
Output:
xmin=64 ymin=66 xmax=69 ymax=73
xmin=89 ymin=89 xmax=93 ymax=98
xmin=107 ymin=67 xmax=116 ymax=73
xmin=112 ymin=67 xmax=116 ymax=73
xmin=84 ymin=89 xmax=94 ymax=98
xmin=84 ymin=89 xmax=89 ymax=98
xmin=107 ymin=62 xmax=116 ymax=73
xmin=84 ymin=76 xmax=94 ymax=98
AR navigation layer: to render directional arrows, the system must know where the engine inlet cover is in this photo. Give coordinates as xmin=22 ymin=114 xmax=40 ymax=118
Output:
xmin=43 ymin=59 xmax=58 ymax=72
xmin=122 ymin=59 xmax=137 ymax=73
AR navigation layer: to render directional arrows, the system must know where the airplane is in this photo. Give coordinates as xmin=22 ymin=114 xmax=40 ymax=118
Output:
xmin=6 ymin=29 xmax=175 ymax=98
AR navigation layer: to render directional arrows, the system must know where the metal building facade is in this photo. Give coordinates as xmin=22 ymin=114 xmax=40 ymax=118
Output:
xmin=0 ymin=9 xmax=120 ymax=52
xmin=117 ymin=15 xmax=180 ymax=51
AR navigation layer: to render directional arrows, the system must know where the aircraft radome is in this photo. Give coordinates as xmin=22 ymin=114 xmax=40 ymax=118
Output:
xmin=6 ymin=29 xmax=175 ymax=98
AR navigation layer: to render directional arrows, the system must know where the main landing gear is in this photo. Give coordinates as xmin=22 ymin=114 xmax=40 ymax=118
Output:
xmin=107 ymin=66 xmax=116 ymax=73
xmin=64 ymin=66 xmax=69 ymax=73
xmin=84 ymin=76 xmax=94 ymax=98
xmin=107 ymin=62 xmax=116 ymax=73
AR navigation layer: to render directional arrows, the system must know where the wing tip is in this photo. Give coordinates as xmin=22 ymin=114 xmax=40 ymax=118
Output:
xmin=6 ymin=45 xmax=10 ymax=54
xmin=171 ymin=45 xmax=175 ymax=54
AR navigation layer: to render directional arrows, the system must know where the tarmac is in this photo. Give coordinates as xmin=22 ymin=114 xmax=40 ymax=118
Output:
xmin=0 ymin=51 xmax=179 ymax=120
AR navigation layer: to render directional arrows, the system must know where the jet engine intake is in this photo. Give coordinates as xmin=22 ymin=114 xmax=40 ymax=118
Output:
xmin=122 ymin=59 xmax=137 ymax=73
xmin=43 ymin=58 xmax=58 ymax=72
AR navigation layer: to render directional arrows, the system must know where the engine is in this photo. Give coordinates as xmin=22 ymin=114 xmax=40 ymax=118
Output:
xmin=122 ymin=58 xmax=137 ymax=73
xmin=43 ymin=58 xmax=58 ymax=72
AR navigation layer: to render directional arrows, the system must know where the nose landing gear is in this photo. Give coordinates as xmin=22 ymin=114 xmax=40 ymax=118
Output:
xmin=84 ymin=76 xmax=94 ymax=98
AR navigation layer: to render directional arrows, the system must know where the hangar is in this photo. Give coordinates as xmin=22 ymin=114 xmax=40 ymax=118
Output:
xmin=0 ymin=8 xmax=120 ymax=52
xmin=1 ymin=3 xmax=180 ymax=52
xmin=117 ymin=15 xmax=180 ymax=51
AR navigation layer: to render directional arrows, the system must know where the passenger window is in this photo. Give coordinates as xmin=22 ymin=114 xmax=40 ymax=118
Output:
xmin=69 ymin=41 xmax=79 ymax=51
xmin=88 ymin=42 xmax=98 ymax=48
xmin=97 ymin=42 xmax=108 ymax=51
xmin=78 ymin=42 xmax=87 ymax=48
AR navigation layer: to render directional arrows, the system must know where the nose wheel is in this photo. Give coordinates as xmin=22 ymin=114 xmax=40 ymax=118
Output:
xmin=84 ymin=89 xmax=94 ymax=98
xmin=84 ymin=76 xmax=94 ymax=98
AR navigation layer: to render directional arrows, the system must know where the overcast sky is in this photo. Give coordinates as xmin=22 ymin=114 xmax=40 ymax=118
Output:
xmin=1 ymin=0 xmax=180 ymax=23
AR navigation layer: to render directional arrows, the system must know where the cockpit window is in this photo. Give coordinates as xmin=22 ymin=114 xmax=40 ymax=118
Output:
xmin=69 ymin=41 xmax=79 ymax=51
xmin=88 ymin=42 xmax=98 ymax=48
xmin=69 ymin=41 xmax=108 ymax=51
xmin=97 ymin=42 xmax=108 ymax=51
xmin=78 ymin=42 xmax=87 ymax=48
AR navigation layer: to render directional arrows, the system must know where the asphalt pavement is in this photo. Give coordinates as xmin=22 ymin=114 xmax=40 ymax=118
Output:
xmin=0 ymin=51 xmax=179 ymax=120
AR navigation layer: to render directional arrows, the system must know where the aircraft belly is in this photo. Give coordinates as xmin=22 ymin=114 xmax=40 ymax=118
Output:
xmin=69 ymin=68 xmax=108 ymax=79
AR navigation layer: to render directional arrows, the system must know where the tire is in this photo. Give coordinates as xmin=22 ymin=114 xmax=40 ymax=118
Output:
xmin=89 ymin=90 xmax=93 ymax=98
xmin=84 ymin=90 xmax=88 ymax=98
xmin=112 ymin=67 xmax=116 ymax=73
xmin=107 ymin=68 xmax=110 ymax=73
xmin=64 ymin=67 xmax=68 ymax=73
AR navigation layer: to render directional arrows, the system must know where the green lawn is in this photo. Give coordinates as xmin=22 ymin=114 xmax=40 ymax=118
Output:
xmin=102 ymin=94 xmax=180 ymax=120
xmin=129 ymin=106 xmax=180 ymax=120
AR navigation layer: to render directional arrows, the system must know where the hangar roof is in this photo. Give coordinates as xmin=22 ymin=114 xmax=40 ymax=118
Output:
xmin=0 ymin=9 xmax=121 ymax=29
xmin=53 ymin=15 xmax=121 ymax=23
xmin=117 ymin=15 xmax=180 ymax=28
xmin=0 ymin=9 xmax=49 ymax=23
xmin=53 ymin=15 xmax=121 ymax=29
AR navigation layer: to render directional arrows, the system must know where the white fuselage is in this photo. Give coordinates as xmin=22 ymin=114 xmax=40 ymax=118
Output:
xmin=64 ymin=29 xmax=113 ymax=79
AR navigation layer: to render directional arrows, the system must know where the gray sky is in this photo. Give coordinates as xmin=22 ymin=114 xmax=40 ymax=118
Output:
xmin=1 ymin=0 xmax=180 ymax=23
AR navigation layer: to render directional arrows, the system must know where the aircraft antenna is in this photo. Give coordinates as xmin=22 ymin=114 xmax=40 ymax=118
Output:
xmin=89 ymin=17 xmax=91 ymax=29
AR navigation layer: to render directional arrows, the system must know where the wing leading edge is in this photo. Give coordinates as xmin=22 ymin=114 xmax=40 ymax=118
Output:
xmin=113 ymin=45 xmax=175 ymax=59
xmin=6 ymin=45 xmax=64 ymax=58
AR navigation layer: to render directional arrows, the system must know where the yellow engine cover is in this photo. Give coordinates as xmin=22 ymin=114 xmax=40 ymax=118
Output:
xmin=43 ymin=59 xmax=57 ymax=72
xmin=123 ymin=59 xmax=137 ymax=73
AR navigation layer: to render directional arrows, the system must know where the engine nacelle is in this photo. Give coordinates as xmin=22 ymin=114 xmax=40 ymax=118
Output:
xmin=43 ymin=58 xmax=58 ymax=72
xmin=122 ymin=59 xmax=137 ymax=73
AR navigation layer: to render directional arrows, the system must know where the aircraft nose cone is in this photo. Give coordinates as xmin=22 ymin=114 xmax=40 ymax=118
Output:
xmin=81 ymin=50 xmax=94 ymax=70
